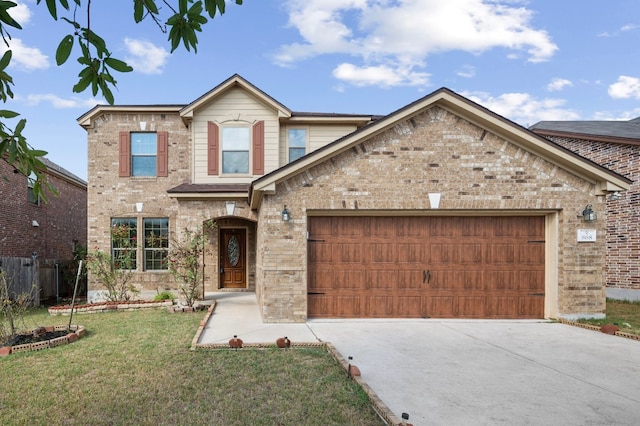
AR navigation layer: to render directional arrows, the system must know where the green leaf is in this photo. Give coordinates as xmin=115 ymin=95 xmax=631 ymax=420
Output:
xmin=133 ymin=0 xmax=144 ymax=22
xmin=45 ymin=0 xmax=58 ymax=20
xmin=0 ymin=49 xmax=11 ymax=70
xmin=104 ymin=57 xmax=133 ymax=73
xmin=55 ymin=35 xmax=74 ymax=65
xmin=0 ymin=109 xmax=19 ymax=118
xmin=61 ymin=16 xmax=80 ymax=29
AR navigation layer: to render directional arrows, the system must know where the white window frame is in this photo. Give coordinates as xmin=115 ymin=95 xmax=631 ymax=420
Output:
xmin=287 ymin=127 xmax=308 ymax=163
xmin=221 ymin=125 xmax=251 ymax=175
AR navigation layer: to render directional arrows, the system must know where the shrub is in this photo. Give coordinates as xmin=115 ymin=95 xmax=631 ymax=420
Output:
xmin=153 ymin=291 xmax=175 ymax=302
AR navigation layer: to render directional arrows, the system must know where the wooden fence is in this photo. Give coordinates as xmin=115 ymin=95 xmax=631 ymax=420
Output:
xmin=0 ymin=257 xmax=75 ymax=306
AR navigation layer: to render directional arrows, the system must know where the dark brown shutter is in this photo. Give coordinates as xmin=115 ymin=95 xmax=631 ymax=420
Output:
xmin=119 ymin=131 xmax=131 ymax=177
xmin=252 ymin=120 xmax=264 ymax=175
xmin=156 ymin=131 xmax=168 ymax=177
xmin=208 ymin=121 xmax=219 ymax=175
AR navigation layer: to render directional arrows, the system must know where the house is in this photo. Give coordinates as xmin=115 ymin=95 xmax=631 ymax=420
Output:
xmin=78 ymin=74 xmax=630 ymax=322
xmin=0 ymin=157 xmax=87 ymax=301
xmin=530 ymin=118 xmax=640 ymax=301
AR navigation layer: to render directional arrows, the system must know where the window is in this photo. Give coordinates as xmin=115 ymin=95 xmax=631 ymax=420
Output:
xmin=119 ymin=131 xmax=168 ymax=177
xmin=222 ymin=126 xmax=250 ymax=174
xmin=288 ymin=128 xmax=307 ymax=163
xmin=144 ymin=218 xmax=169 ymax=270
xmin=111 ymin=218 xmax=137 ymax=270
xmin=27 ymin=172 xmax=39 ymax=205
xmin=131 ymin=133 xmax=157 ymax=176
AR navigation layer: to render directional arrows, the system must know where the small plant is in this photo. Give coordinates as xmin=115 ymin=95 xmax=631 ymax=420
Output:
xmin=153 ymin=290 xmax=175 ymax=302
xmin=0 ymin=271 xmax=37 ymax=344
xmin=168 ymin=220 xmax=216 ymax=307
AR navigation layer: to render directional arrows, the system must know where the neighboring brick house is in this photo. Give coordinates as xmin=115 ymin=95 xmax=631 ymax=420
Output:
xmin=78 ymin=74 xmax=630 ymax=322
xmin=0 ymin=157 xmax=87 ymax=299
xmin=530 ymin=118 xmax=640 ymax=301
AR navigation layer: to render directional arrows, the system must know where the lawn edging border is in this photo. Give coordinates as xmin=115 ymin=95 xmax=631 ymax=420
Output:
xmin=48 ymin=300 xmax=173 ymax=315
xmin=558 ymin=318 xmax=640 ymax=341
xmin=0 ymin=325 xmax=86 ymax=357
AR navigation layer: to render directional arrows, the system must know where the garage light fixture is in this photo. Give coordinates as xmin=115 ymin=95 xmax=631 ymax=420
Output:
xmin=226 ymin=200 xmax=236 ymax=216
xmin=282 ymin=205 xmax=291 ymax=222
xmin=581 ymin=204 xmax=596 ymax=222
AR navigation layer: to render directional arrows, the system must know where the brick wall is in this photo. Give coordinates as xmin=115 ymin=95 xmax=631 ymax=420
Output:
xmin=545 ymin=136 xmax=640 ymax=291
xmin=86 ymin=111 xmax=258 ymax=298
xmin=0 ymin=159 xmax=87 ymax=261
xmin=256 ymin=106 xmax=608 ymax=322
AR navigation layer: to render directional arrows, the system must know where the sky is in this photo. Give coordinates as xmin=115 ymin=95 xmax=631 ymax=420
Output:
xmin=3 ymin=0 xmax=640 ymax=181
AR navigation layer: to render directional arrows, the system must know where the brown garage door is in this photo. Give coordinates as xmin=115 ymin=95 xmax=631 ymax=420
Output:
xmin=307 ymin=216 xmax=545 ymax=319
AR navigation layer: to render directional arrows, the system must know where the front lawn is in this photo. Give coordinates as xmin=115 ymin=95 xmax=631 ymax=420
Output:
xmin=0 ymin=308 xmax=385 ymax=425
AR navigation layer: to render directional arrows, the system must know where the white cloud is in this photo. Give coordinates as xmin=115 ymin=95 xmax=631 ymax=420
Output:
xmin=608 ymin=76 xmax=640 ymax=99
xmin=12 ymin=2 xmax=32 ymax=25
xmin=333 ymin=63 xmax=429 ymax=87
xmin=24 ymin=94 xmax=102 ymax=109
xmin=621 ymin=24 xmax=639 ymax=32
xmin=463 ymin=91 xmax=580 ymax=126
xmin=275 ymin=0 xmax=557 ymax=87
xmin=0 ymin=38 xmax=48 ymax=71
xmin=547 ymin=78 xmax=573 ymax=92
xmin=124 ymin=38 xmax=169 ymax=75
xmin=456 ymin=65 xmax=476 ymax=78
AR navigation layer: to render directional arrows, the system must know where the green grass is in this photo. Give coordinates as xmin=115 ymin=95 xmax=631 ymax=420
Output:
xmin=579 ymin=299 xmax=640 ymax=335
xmin=0 ymin=308 xmax=385 ymax=426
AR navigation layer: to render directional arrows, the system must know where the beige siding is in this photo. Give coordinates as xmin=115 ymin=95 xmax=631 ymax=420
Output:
xmin=192 ymin=87 xmax=279 ymax=184
xmin=279 ymin=124 xmax=358 ymax=166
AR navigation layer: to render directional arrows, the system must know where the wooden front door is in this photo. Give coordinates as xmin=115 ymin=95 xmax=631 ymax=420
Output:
xmin=220 ymin=228 xmax=246 ymax=289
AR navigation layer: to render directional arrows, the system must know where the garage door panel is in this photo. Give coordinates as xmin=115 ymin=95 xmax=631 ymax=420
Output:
xmin=398 ymin=269 xmax=423 ymax=289
xmin=308 ymin=242 xmax=333 ymax=263
xmin=335 ymin=269 xmax=365 ymax=290
xmin=486 ymin=296 xmax=519 ymax=317
xmin=336 ymin=243 xmax=362 ymax=263
xmin=486 ymin=270 xmax=517 ymax=290
xmin=335 ymin=296 xmax=362 ymax=317
xmin=427 ymin=296 xmax=454 ymax=317
xmin=308 ymin=295 xmax=333 ymax=317
xmin=398 ymin=243 xmax=425 ymax=263
xmin=397 ymin=296 xmax=423 ymax=317
xmin=308 ymin=216 xmax=545 ymax=319
xmin=369 ymin=243 xmax=397 ymax=263
xmin=308 ymin=266 xmax=334 ymax=292
xmin=369 ymin=296 xmax=394 ymax=317
xmin=367 ymin=270 xmax=397 ymax=290
xmin=519 ymin=296 xmax=544 ymax=317
xmin=458 ymin=296 xmax=485 ymax=317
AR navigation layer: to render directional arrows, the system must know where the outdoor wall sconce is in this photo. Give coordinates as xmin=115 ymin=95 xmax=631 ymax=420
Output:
xmin=226 ymin=201 xmax=236 ymax=216
xmin=32 ymin=220 xmax=39 ymax=227
xmin=282 ymin=205 xmax=291 ymax=222
xmin=581 ymin=204 xmax=596 ymax=222
xmin=610 ymin=191 xmax=621 ymax=201
xmin=135 ymin=202 xmax=144 ymax=213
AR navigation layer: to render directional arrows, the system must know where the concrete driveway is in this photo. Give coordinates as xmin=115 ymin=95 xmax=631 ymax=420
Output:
xmin=199 ymin=293 xmax=640 ymax=426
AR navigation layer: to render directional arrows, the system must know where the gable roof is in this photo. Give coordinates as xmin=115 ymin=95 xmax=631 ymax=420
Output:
xmin=179 ymin=74 xmax=292 ymax=123
xmin=249 ymin=87 xmax=631 ymax=209
xmin=530 ymin=118 xmax=640 ymax=145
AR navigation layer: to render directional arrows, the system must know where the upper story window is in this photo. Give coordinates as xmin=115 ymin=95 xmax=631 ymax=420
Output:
xmin=119 ymin=131 xmax=168 ymax=178
xmin=222 ymin=126 xmax=250 ymax=174
xmin=27 ymin=172 xmax=39 ymax=205
xmin=288 ymin=128 xmax=307 ymax=163
xmin=131 ymin=133 xmax=157 ymax=176
xmin=207 ymin=121 xmax=264 ymax=176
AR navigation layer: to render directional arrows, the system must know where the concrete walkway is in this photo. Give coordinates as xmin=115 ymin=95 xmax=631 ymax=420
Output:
xmin=199 ymin=292 xmax=640 ymax=426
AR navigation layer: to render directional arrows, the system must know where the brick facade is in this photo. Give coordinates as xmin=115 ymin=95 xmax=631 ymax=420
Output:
xmin=543 ymin=136 xmax=640 ymax=291
xmin=256 ymin=106 xmax=609 ymax=322
xmin=0 ymin=159 xmax=87 ymax=261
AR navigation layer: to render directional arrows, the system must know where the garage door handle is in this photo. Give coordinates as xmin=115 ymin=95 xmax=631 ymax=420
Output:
xmin=423 ymin=270 xmax=431 ymax=284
